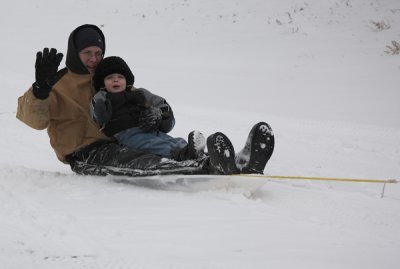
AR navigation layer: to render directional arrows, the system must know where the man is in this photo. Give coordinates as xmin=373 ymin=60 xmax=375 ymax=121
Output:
xmin=16 ymin=24 xmax=274 ymax=177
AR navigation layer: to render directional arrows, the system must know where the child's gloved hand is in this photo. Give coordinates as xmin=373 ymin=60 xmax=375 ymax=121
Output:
xmin=138 ymin=106 xmax=162 ymax=132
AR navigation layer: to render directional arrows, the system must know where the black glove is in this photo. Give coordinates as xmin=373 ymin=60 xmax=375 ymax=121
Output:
xmin=32 ymin=48 xmax=63 ymax=99
xmin=138 ymin=106 xmax=162 ymax=132
xmin=90 ymin=91 xmax=113 ymax=126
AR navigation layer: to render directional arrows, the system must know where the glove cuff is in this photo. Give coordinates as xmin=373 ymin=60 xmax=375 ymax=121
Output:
xmin=32 ymin=82 xmax=51 ymax=100
xmin=160 ymin=103 xmax=171 ymax=119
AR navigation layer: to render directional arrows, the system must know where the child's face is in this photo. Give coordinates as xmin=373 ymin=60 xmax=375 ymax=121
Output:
xmin=104 ymin=73 xmax=127 ymax=93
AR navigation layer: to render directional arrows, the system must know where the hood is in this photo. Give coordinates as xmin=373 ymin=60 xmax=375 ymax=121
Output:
xmin=66 ymin=24 xmax=106 ymax=74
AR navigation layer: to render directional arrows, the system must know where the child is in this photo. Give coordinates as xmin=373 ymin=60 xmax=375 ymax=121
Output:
xmin=90 ymin=56 xmax=205 ymax=161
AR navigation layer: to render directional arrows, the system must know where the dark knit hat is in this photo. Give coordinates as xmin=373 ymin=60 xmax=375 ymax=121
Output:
xmin=93 ymin=56 xmax=135 ymax=91
xmin=75 ymin=26 xmax=105 ymax=52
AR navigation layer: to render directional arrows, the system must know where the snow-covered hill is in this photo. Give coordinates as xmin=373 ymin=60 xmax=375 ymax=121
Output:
xmin=1 ymin=0 xmax=399 ymax=268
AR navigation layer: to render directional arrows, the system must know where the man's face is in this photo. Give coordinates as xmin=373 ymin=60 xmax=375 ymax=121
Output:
xmin=79 ymin=46 xmax=103 ymax=74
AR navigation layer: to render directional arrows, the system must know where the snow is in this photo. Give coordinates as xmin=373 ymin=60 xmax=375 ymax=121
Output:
xmin=1 ymin=0 xmax=400 ymax=268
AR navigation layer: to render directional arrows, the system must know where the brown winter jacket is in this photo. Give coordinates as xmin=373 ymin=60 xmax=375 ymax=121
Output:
xmin=16 ymin=25 xmax=112 ymax=163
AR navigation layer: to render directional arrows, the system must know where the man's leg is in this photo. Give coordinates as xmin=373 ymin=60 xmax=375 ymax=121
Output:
xmin=68 ymin=141 xmax=211 ymax=177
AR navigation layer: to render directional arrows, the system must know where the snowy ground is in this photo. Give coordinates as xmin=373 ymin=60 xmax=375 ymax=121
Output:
xmin=1 ymin=0 xmax=400 ymax=268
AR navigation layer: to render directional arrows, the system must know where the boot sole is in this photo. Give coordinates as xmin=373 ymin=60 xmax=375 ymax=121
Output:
xmin=207 ymin=132 xmax=239 ymax=175
xmin=240 ymin=122 xmax=275 ymax=174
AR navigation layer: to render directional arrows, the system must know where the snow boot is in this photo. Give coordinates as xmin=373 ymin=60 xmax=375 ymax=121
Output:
xmin=171 ymin=131 xmax=205 ymax=161
xmin=206 ymin=132 xmax=239 ymax=175
xmin=188 ymin=130 xmax=206 ymax=159
xmin=236 ymin=122 xmax=274 ymax=174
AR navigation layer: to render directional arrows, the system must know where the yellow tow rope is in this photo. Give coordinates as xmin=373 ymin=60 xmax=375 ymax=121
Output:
xmin=237 ymin=174 xmax=398 ymax=184
xmin=235 ymin=174 xmax=398 ymax=198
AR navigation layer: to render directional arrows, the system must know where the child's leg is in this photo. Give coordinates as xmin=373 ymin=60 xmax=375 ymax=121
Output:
xmin=156 ymin=132 xmax=187 ymax=151
xmin=115 ymin=128 xmax=187 ymax=158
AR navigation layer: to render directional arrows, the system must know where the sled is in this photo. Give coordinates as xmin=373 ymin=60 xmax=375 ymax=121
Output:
xmin=110 ymin=174 xmax=268 ymax=196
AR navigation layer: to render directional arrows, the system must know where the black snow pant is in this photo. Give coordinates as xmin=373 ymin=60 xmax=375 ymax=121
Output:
xmin=66 ymin=140 xmax=211 ymax=177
